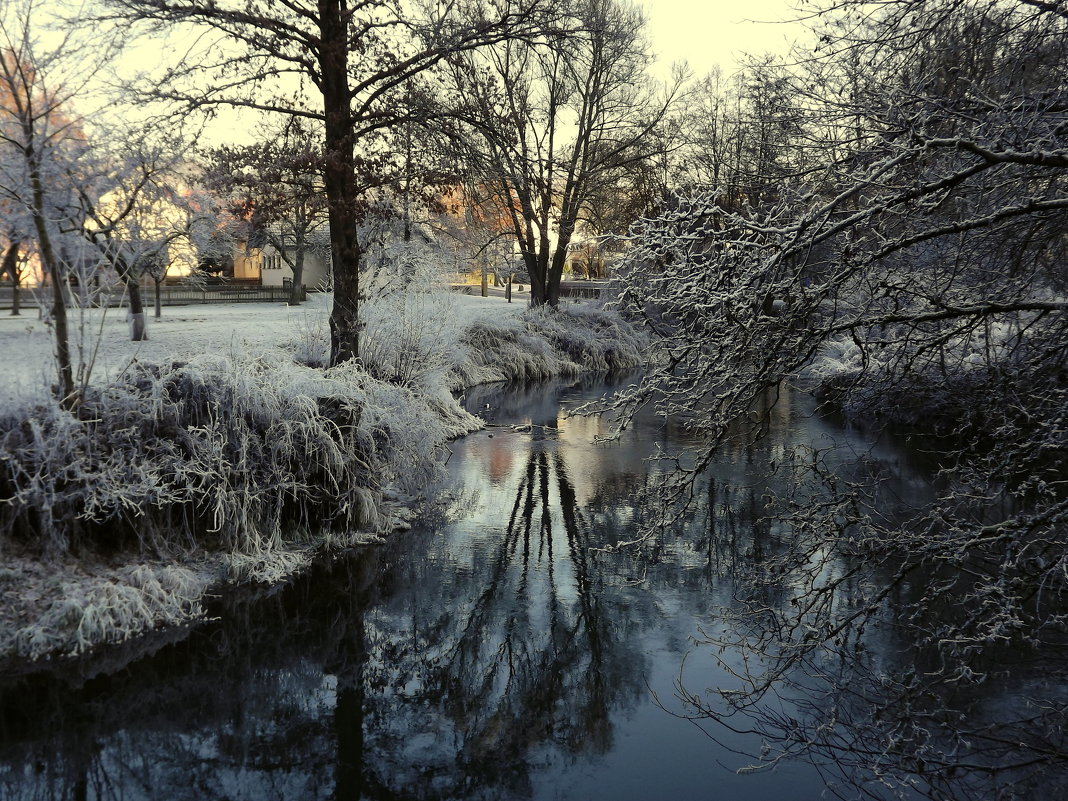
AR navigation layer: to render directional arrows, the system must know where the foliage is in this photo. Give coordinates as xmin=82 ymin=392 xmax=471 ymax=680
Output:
xmin=612 ymin=0 xmax=1068 ymax=796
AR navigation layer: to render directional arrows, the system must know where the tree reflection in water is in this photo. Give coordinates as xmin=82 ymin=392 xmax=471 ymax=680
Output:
xmin=356 ymin=379 xmax=648 ymax=799
xmin=0 ymin=376 xmax=660 ymax=801
xmin=0 ymin=372 xmax=931 ymax=801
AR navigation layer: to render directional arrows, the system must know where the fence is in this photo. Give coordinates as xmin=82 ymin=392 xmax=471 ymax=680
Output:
xmin=0 ymin=283 xmax=306 ymax=311
xmin=144 ymin=284 xmax=307 ymax=305
xmin=558 ymin=280 xmax=610 ymax=299
xmin=448 ymin=279 xmax=610 ymax=301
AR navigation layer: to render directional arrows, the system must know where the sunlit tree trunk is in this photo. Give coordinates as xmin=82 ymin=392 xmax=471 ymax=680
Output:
xmin=113 ymin=254 xmax=147 ymax=341
xmin=2 ymin=240 xmax=20 ymax=316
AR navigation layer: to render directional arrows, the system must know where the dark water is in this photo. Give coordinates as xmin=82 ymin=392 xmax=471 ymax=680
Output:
xmin=0 ymin=373 xmax=928 ymax=801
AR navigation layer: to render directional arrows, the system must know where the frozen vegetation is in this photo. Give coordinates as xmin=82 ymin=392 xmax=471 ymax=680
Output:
xmin=0 ymin=291 xmax=645 ymax=662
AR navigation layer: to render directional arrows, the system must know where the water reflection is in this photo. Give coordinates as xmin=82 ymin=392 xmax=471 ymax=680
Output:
xmin=0 ymin=372 xmax=923 ymax=801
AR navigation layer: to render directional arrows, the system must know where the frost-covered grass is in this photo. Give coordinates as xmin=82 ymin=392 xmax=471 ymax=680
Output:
xmin=456 ymin=303 xmax=647 ymax=385
xmin=0 ymin=290 xmax=645 ymax=661
xmin=8 ymin=352 xmax=455 ymax=547
xmin=11 ymin=562 xmax=209 ymax=660
xmin=0 ymin=298 xmax=336 ymax=408
xmin=805 ymin=319 xmax=1046 ymax=432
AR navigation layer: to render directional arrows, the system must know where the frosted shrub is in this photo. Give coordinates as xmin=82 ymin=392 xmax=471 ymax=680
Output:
xmin=458 ymin=316 xmax=574 ymax=383
xmin=805 ymin=316 xmax=1062 ymax=437
xmin=360 ymin=289 xmax=458 ymax=389
xmin=225 ymin=546 xmax=314 ymax=585
xmin=285 ymin=308 xmax=331 ymax=368
xmin=525 ymin=304 xmax=646 ymax=373
xmin=0 ymin=350 xmax=423 ymax=556
xmin=456 ymin=304 xmax=646 ymax=387
xmin=327 ymin=360 xmax=476 ymax=493
xmin=13 ymin=563 xmax=207 ymax=659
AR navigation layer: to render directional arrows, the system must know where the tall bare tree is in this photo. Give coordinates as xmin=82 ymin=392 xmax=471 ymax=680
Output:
xmin=105 ymin=0 xmax=554 ymax=364
xmin=451 ymin=0 xmax=682 ymax=306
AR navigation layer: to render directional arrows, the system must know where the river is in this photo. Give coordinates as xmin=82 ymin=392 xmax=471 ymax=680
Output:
xmin=0 ymin=372 xmax=937 ymax=800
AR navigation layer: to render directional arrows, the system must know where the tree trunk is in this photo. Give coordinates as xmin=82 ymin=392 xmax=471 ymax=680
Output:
xmin=526 ymin=250 xmax=546 ymax=306
xmin=2 ymin=241 xmax=19 ymax=316
xmin=29 ymin=168 xmax=74 ymax=407
xmin=116 ymin=258 xmax=147 ymax=341
xmin=546 ymin=214 xmax=577 ymax=307
xmin=548 ymin=241 xmax=570 ymax=306
xmin=289 ymin=246 xmax=305 ymax=306
xmin=154 ymin=277 xmax=162 ymax=318
xmin=319 ymin=0 xmax=362 ymax=365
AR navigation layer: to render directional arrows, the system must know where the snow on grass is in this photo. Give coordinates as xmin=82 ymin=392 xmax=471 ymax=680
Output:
xmin=803 ymin=318 xmax=1051 ymax=428
xmin=0 ymin=288 xmax=642 ymax=661
xmin=3 ymin=558 xmax=212 ymax=660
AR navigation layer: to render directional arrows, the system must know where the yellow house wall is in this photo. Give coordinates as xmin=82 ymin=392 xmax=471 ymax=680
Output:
xmin=233 ymin=250 xmax=261 ymax=280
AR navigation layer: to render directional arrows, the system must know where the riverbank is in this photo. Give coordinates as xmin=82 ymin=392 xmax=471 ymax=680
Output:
xmin=0 ymin=291 xmax=646 ymax=665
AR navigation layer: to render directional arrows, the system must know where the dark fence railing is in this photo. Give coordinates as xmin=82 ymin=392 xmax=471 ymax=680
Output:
xmin=558 ymin=280 xmax=610 ymax=299
xmin=0 ymin=283 xmax=307 ymax=310
xmin=144 ymin=285 xmax=307 ymax=305
xmin=448 ymin=279 xmax=610 ymax=301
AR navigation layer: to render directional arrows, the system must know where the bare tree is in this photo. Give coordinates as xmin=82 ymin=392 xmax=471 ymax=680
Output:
xmin=675 ymin=59 xmax=811 ymax=215
xmin=0 ymin=0 xmax=120 ymax=407
xmin=104 ymin=0 xmax=554 ymax=364
xmin=73 ymin=143 xmax=174 ymax=341
xmin=450 ymin=0 xmax=682 ymax=306
xmin=205 ymin=119 xmax=329 ymax=306
xmin=114 ymin=179 xmax=227 ymax=318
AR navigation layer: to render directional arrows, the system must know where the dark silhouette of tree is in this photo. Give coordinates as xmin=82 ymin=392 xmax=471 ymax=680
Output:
xmin=449 ymin=0 xmax=682 ymax=306
xmin=206 ymin=119 xmax=330 ymax=306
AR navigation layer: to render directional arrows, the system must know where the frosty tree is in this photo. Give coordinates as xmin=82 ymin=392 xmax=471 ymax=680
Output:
xmin=206 ymin=119 xmax=329 ymax=306
xmin=0 ymin=0 xmax=121 ymax=406
xmin=613 ymin=0 xmax=1068 ymax=795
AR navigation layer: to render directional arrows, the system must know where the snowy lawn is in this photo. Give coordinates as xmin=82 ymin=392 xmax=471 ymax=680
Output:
xmin=0 ymin=291 xmax=525 ymax=407
xmin=0 ymin=288 xmax=641 ymax=664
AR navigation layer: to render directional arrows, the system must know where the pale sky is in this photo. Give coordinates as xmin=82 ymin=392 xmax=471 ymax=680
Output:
xmin=640 ymin=0 xmax=808 ymax=79
xmin=98 ymin=1 xmax=811 ymax=145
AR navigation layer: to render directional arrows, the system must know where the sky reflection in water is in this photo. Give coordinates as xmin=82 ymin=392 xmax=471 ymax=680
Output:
xmin=0 ymin=373 xmax=922 ymax=800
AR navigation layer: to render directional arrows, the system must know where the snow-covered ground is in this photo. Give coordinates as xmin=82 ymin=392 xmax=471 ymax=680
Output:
xmin=0 ymin=291 xmax=524 ymax=407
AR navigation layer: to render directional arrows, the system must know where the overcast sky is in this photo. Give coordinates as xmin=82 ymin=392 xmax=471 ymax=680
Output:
xmin=640 ymin=0 xmax=809 ymax=79
xmin=117 ymin=1 xmax=813 ymax=145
